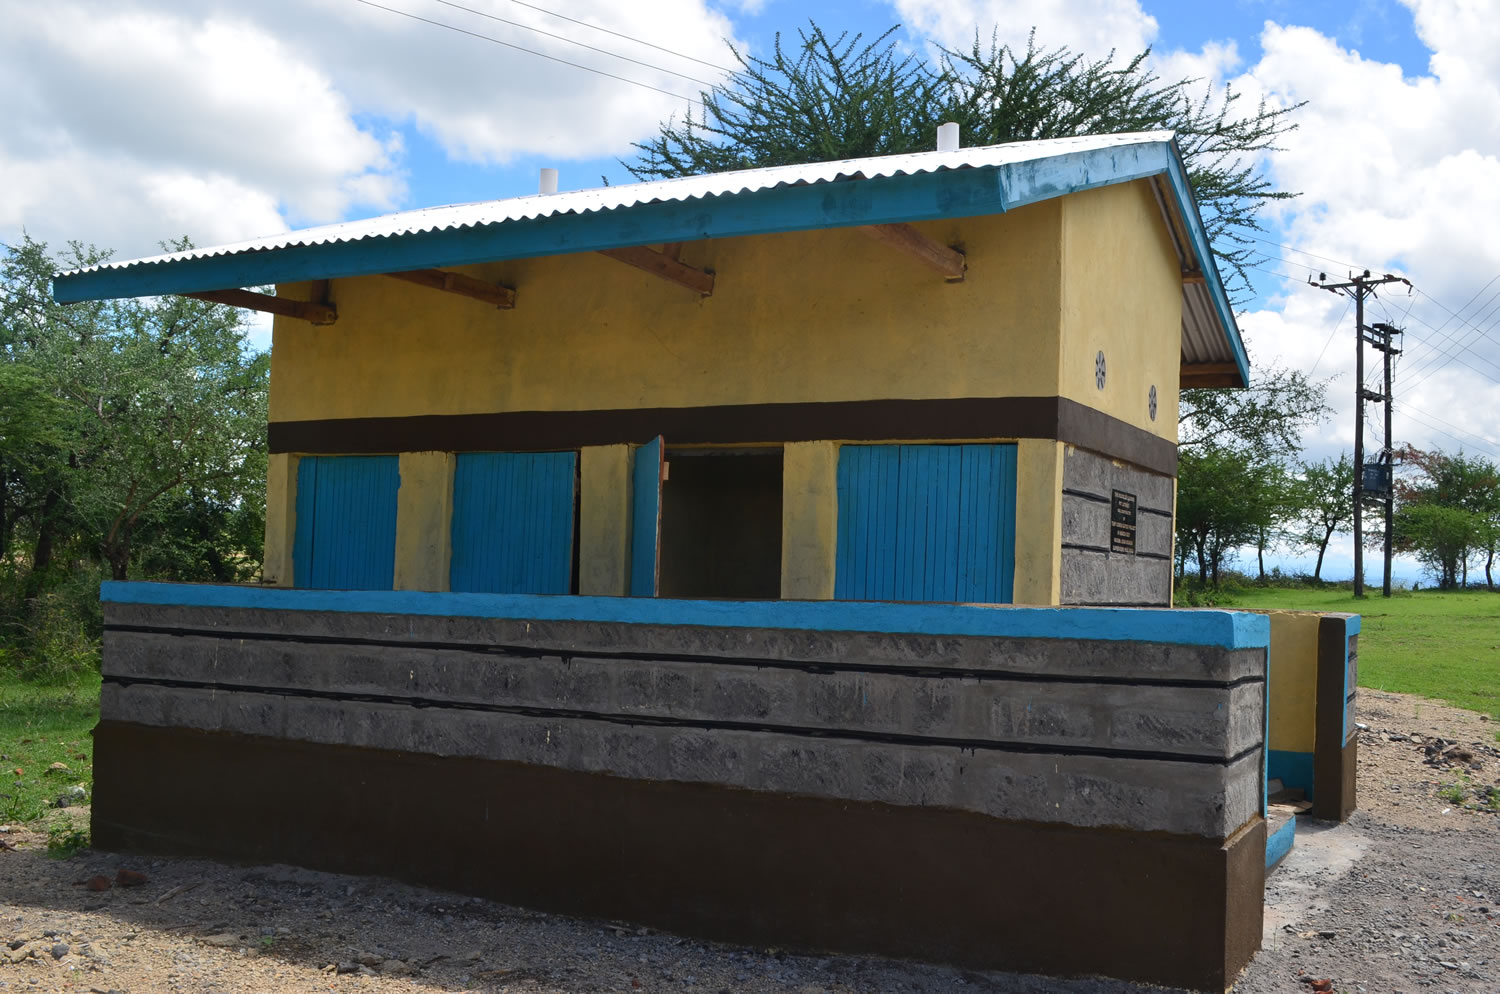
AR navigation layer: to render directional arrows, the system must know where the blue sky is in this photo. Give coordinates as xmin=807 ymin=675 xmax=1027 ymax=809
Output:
xmin=4 ymin=0 xmax=1498 ymax=586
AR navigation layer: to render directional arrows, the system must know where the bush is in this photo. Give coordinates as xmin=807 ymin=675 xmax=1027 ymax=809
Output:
xmin=0 ymin=561 xmax=102 ymax=685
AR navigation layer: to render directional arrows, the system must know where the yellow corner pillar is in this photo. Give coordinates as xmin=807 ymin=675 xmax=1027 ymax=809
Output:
xmin=394 ymin=451 xmax=455 ymax=592
xmin=781 ymin=441 xmax=839 ymax=600
xmin=1012 ymin=439 xmax=1064 ymax=605
xmin=262 ymin=453 xmax=299 ymax=586
xmin=1266 ymin=612 xmax=1320 ymax=755
xmin=579 ymin=444 xmax=632 ymax=596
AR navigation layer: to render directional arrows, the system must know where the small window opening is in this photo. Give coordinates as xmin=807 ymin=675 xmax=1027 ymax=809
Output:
xmin=658 ymin=449 xmax=783 ymax=600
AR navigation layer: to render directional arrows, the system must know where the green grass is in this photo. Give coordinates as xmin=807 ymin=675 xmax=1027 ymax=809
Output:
xmin=0 ymin=672 xmax=100 ymax=825
xmin=1220 ymin=587 xmax=1500 ymax=718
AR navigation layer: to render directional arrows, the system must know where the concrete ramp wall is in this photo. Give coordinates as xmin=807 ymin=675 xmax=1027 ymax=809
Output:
xmin=95 ymin=583 xmax=1271 ymax=992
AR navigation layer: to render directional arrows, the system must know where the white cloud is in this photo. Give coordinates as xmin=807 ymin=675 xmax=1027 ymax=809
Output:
xmin=888 ymin=0 xmax=1158 ymax=60
xmin=1231 ymin=10 xmax=1500 ymax=473
xmin=0 ymin=0 xmax=742 ymax=258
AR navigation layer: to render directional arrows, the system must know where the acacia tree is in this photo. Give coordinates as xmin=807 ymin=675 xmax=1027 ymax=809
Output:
xmin=629 ymin=22 xmax=1302 ymax=299
xmin=1 ymin=235 xmax=269 ymax=582
xmin=1392 ymin=446 xmax=1500 ymax=589
xmin=1290 ymin=453 xmax=1354 ymax=581
xmin=1176 ymin=445 xmax=1282 ymax=586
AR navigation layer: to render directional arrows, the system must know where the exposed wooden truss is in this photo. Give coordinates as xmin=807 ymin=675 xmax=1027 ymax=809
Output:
xmin=382 ymin=268 xmax=516 ymax=309
xmin=859 ymin=223 xmax=966 ymax=281
xmin=1180 ymin=361 xmax=1241 ymax=388
xmin=597 ymin=245 xmax=715 ymax=296
xmin=185 ymin=289 xmax=337 ymax=326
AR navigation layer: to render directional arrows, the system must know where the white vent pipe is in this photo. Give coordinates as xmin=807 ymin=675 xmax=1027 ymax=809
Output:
xmin=936 ymin=122 xmax=960 ymax=152
xmin=538 ymin=168 xmax=559 ymax=195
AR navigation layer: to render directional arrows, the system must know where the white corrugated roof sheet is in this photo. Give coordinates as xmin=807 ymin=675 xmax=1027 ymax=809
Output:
xmin=67 ymin=131 xmax=1174 ymax=275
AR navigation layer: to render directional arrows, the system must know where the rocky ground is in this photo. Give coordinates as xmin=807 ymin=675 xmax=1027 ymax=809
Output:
xmin=0 ymin=689 xmax=1496 ymax=994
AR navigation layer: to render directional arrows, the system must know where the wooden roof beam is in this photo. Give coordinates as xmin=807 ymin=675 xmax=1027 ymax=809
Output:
xmin=598 ymin=246 xmax=714 ymax=296
xmin=1180 ymin=360 xmax=1242 ymax=388
xmin=382 ymin=268 xmax=516 ymax=309
xmin=860 ymin=223 xmax=966 ymax=281
xmin=185 ymin=289 xmax=336 ymax=326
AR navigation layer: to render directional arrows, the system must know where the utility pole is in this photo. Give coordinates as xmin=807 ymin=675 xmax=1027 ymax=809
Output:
xmin=1370 ymin=322 xmax=1403 ymax=597
xmin=1310 ymin=271 xmax=1409 ymax=598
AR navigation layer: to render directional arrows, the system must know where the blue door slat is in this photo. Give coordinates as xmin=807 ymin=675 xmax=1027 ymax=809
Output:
xmin=450 ymin=451 xmax=575 ymax=594
xmin=835 ymin=443 xmax=1017 ymax=604
xmin=630 ymin=437 xmax=663 ymax=597
xmin=293 ymin=455 xmax=398 ymax=590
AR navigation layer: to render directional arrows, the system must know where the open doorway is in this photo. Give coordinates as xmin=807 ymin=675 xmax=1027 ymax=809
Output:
xmin=658 ymin=448 xmax=783 ymax=600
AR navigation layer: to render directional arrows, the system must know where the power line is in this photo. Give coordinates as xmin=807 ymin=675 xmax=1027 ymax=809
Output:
xmin=426 ymin=0 xmax=719 ymax=87
xmin=1308 ymin=298 xmax=1351 ymax=376
xmin=350 ymin=0 xmax=699 ymax=104
xmin=499 ymin=0 xmax=735 ymax=73
xmin=1402 ymin=284 xmax=1500 ymax=388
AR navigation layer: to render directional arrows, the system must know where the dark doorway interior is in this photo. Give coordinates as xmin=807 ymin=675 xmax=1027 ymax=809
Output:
xmin=658 ymin=449 xmax=783 ymax=600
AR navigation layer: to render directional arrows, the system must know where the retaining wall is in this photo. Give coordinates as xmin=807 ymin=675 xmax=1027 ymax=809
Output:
xmin=95 ymin=583 xmax=1271 ymax=991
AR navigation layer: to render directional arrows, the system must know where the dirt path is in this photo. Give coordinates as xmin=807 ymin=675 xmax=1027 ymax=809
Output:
xmin=0 ymin=689 xmax=1496 ymax=994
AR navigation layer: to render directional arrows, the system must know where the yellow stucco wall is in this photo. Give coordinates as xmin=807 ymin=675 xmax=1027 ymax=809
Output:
xmin=578 ymin=444 xmax=632 ymax=596
xmin=268 ymin=182 xmax=1189 ymax=607
xmin=1013 ymin=439 xmax=1064 ymax=605
xmin=780 ymin=441 xmax=839 ymax=600
xmin=1059 ymin=181 xmax=1183 ymax=442
xmin=393 ymin=452 xmax=455 ymax=592
xmin=262 ymin=453 xmax=298 ymax=587
xmin=269 ymin=201 xmax=1064 ymax=423
xmin=1265 ymin=611 xmax=1321 ymax=753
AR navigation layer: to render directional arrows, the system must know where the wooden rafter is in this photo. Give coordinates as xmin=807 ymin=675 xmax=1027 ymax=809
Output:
xmin=597 ymin=246 xmax=714 ymax=296
xmin=185 ymin=289 xmax=337 ymax=326
xmin=1182 ymin=271 xmax=1207 ymax=285
xmin=382 ymin=268 xmax=516 ymax=309
xmin=859 ymin=223 xmax=966 ymax=281
xmin=1180 ymin=361 xmax=1241 ymax=388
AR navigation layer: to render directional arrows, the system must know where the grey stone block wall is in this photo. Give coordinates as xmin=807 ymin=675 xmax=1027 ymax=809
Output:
xmin=102 ymin=602 xmax=1265 ymax=841
xmin=1060 ymin=445 xmax=1174 ymax=606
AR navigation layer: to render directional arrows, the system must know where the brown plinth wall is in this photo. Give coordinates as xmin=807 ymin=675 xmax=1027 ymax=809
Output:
xmin=93 ymin=721 xmax=1263 ymax=992
xmin=1314 ymin=616 xmax=1359 ymax=821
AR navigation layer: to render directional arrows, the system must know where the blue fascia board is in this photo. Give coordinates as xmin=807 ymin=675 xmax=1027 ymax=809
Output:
xmin=54 ymin=167 xmax=1006 ymax=303
xmin=101 ymin=580 xmax=1271 ymax=649
xmin=52 ymin=141 xmax=1247 ymax=371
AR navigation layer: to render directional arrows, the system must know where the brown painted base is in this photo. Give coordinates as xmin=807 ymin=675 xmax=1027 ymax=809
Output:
xmin=1313 ymin=737 xmax=1358 ymax=822
xmin=92 ymin=722 xmax=1262 ymax=991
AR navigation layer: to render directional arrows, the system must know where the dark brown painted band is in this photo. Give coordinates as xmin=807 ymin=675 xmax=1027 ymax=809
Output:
xmin=93 ymin=721 xmax=1259 ymax=991
xmin=268 ymin=396 xmax=1179 ymax=477
xmin=1314 ymin=617 xmax=1357 ymax=821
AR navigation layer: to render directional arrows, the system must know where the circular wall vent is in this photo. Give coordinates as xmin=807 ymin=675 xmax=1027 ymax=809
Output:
xmin=1094 ymin=351 xmax=1107 ymax=390
xmin=1149 ymin=384 xmax=1158 ymax=421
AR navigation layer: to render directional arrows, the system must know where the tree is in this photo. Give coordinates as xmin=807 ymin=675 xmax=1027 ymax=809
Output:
xmin=0 ymin=234 xmax=269 ymax=582
xmin=628 ymin=22 xmax=1301 ymax=299
xmin=1178 ymin=365 xmax=1329 ymax=461
xmin=1176 ymin=445 xmax=1280 ymax=586
xmin=1392 ymin=446 xmax=1500 ymax=590
xmin=1289 ymin=453 xmax=1354 ymax=581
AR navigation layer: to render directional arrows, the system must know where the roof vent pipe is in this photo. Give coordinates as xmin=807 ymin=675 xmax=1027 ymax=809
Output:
xmin=538 ymin=168 xmax=558 ymax=195
xmin=936 ymin=122 xmax=959 ymax=152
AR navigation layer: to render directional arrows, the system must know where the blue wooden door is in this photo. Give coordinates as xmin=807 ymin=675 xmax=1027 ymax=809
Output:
xmin=449 ymin=451 xmax=577 ymax=594
xmin=630 ymin=436 xmax=663 ymax=596
xmin=293 ymin=455 xmax=399 ymax=589
xmin=835 ymin=444 xmax=1017 ymax=603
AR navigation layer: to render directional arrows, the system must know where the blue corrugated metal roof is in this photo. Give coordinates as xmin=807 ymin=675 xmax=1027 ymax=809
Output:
xmin=51 ymin=131 xmax=1248 ymax=384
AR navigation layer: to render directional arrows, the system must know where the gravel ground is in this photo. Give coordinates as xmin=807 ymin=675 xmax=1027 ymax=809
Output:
xmin=0 ymin=689 xmax=1495 ymax=994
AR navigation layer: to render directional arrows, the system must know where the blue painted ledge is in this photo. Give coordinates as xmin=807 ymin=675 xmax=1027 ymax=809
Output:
xmin=1265 ymin=814 xmax=1296 ymax=871
xmin=101 ymin=581 xmax=1270 ymax=650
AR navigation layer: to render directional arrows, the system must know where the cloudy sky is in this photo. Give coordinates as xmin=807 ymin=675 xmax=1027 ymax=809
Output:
xmin=4 ymin=0 xmax=1497 ymax=583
